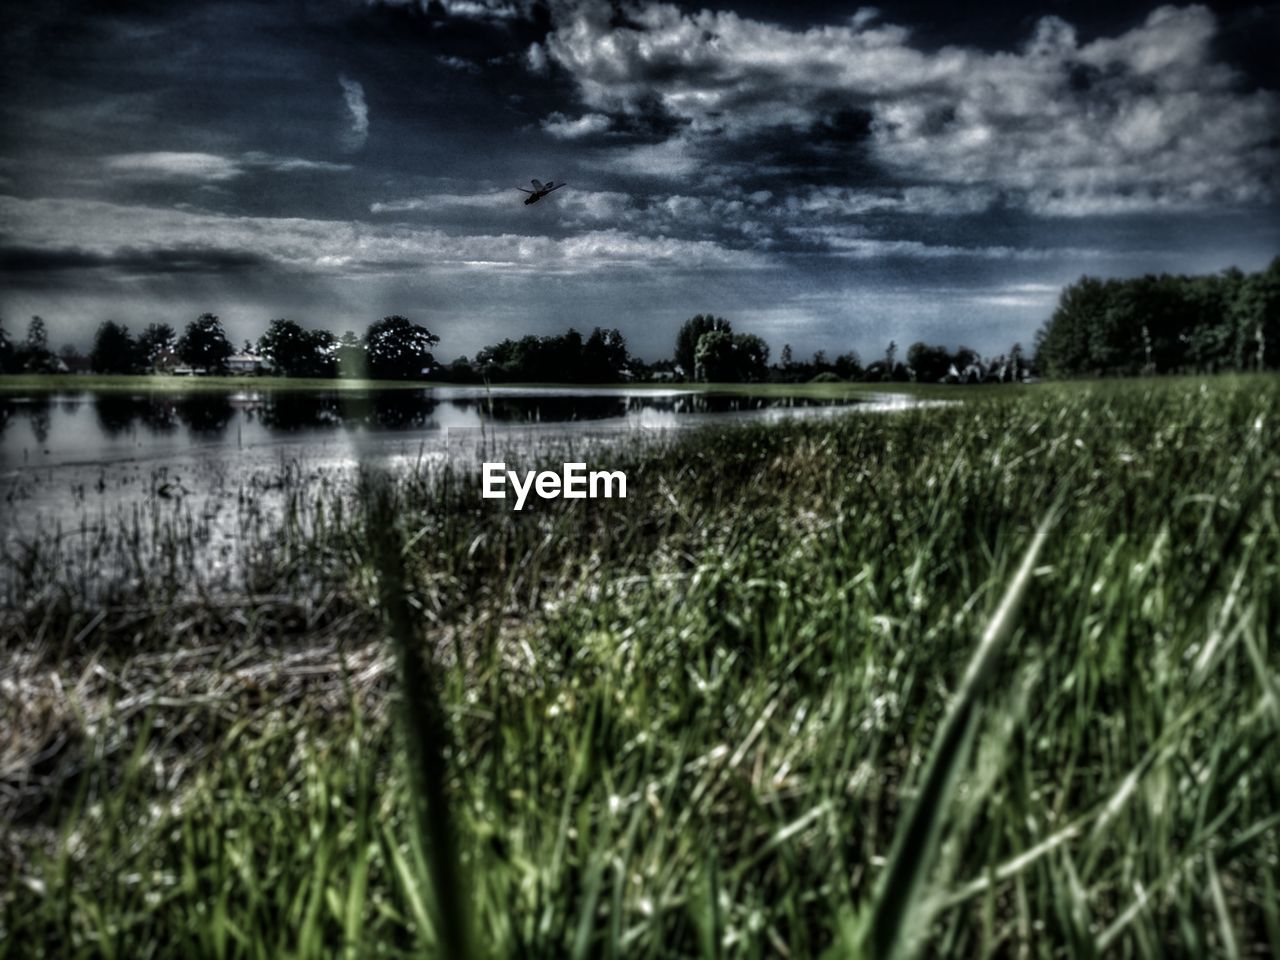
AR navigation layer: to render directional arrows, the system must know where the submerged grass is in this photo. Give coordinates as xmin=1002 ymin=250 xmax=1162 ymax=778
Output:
xmin=1 ymin=374 xmax=1279 ymax=958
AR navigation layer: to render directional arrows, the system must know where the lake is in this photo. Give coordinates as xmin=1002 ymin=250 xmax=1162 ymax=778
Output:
xmin=0 ymin=386 xmax=933 ymax=573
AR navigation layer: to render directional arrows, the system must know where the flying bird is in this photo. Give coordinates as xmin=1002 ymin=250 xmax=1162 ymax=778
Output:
xmin=517 ymin=179 xmax=565 ymax=205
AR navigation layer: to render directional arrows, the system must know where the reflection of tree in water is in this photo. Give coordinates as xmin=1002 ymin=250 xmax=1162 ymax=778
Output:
xmin=250 ymin=393 xmax=346 ymax=431
xmin=249 ymin=391 xmax=439 ymax=432
xmin=0 ymin=389 xmax=854 ymax=452
xmin=455 ymin=391 xmax=844 ymax=422
xmin=94 ymin=395 xmax=187 ymax=435
xmin=339 ymin=392 xmax=438 ymax=430
xmin=144 ymin=398 xmax=181 ymax=432
xmin=27 ymin=396 xmax=52 ymax=446
xmin=451 ymin=393 xmax=842 ymax=423
xmin=177 ymin=394 xmax=234 ymax=434
xmin=457 ymin=396 xmax=629 ymax=423
xmin=95 ymin=395 xmax=144 ymax=436
xmin=0 ymin=396 xmax=52 ymax=444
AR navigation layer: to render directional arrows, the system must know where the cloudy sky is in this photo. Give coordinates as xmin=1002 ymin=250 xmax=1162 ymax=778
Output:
xmin=1 ymin=0 xmax=1277 ymax=361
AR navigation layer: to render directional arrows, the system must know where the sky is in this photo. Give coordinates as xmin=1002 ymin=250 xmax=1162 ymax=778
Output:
xmin=1 ymin=0 xmax=1277 ymax=362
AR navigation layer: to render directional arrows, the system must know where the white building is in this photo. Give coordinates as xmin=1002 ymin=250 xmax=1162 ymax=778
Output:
xmin=226 ymin=353 xmax=266 ymax=375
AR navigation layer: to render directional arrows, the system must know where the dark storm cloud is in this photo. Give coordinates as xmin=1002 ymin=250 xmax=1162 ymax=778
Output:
xmin=0 ymin=245 xmax=269 ymax=276
xmin=543 ymin=3 xmax=1280 ymax=217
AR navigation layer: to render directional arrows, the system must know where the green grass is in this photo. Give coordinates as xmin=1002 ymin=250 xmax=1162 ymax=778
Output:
xmin=2 ymin=374 xmax=1278 ymax=958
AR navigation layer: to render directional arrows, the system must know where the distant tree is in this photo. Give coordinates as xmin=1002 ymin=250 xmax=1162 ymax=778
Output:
xmin=694 ymin=328 xmax=736 ymax=382
xmin=884 ymin=340 xmax=897 ymax=371
xmin=177 ymin=313 xmax=234 ymax=373
xmin=26 ymin=316 xmax=48 ymax=354
xmin=770 ymin=343 xmax=808 ymax=383
xmin=582 ymin=327 xmax=631 ymax=382
xmin=1009 ymin=343 xmax=1026 ymax=380
xmin=690 ymin=330 xmax=768 ymax=382
xmin=675 ymin=314 xmax=731 ymax=380
xmin=258 ymin=318 xmax=335 ymax=377
xmin=733 ymin=333 xmax=770 ymax=381
xmin=1033 ymin=264 xmax=1280 ymax=378
xmin=0 ymin=318 xmax=16 ymax=373
xmin=136 ymin=323 xmax=176 ymax=368
xmin=90 ymin=320 xmax=141 ymax=374
xmin=473 ymin=327 xmax=631 ymax=383
xmin=442 ymin=355 xmax=482 ymax=383
xmin=365 ymin=315 xmax=439 ymax=380
xmin=860 ymin=362 xmax=886 ymax=383
xmin=832 ymin=351 xmax=863 ymax=380
xmin=952 ymin=346 xmax=979 ymax=377
xmin=308 ymin=331 xmax=337 ymax=376
xmin=906 ymin=342 xmax=951 ymax=383
xmin=21 ymin=316 xmax=58 ymax=372
xmin=1034 ymin=277 xmax=1099 ymax=377
xmin=1230 ymin=257 xmax=1280 ymax=371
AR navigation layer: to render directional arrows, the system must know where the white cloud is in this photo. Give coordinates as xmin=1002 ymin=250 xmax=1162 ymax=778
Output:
xmin=437 ymin=55 xmax=481 ymax=73
xmin=240 ymin=152 xmax=352 ymax=174
xmin=0 ymin=195 xmax=768 ymax=276
xmin=103 ymin=151 xmax=351 ymax=182
xmin=786 ymin=225 xmax=1109 ymax=261
xmin=786 ymin=186 xmax=998 ymax=217
xmin=965 ymin=283 xmax=1063 ymax=308
xmin=541 ymin=112 xmax=612 ymax=139
xmin=541 ymin=3 xmax=1279 ymax=215
xmin=375 ymin=0 xmax=536 ymax=19
xmin=105 ymin=152 xmax=244 ymax=182
xmin=593 ymin=134 xmax=701 ymax=178
xmin=436 ymin=0 xmax=528 ymax=19
xmin=526 ymin=42 xmax=548 ymax=75
xmin=339 ymin=75 xmax=369 ymax=151
xmin=369 ymin=187 xmax=633 ymax=222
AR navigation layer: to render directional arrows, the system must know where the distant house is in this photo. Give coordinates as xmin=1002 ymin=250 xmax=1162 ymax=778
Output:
xmin=60 ymin=354 xmax=91 ymax=374
xmin=226 ymin=352 xmax=267 ymax=375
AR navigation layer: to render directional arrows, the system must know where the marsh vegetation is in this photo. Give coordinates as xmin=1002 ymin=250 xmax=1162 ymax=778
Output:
xmin=1 ymin=375 xmax=1278 ymax=958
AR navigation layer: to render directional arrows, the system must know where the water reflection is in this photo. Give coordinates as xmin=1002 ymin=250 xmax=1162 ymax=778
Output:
xmin=177 ymin=395 xmax=235 ymax=434
xmin=248 ymin=392 xmax=441 ymax=431
xmin=0 ymin=388 xmax=863 ymax=470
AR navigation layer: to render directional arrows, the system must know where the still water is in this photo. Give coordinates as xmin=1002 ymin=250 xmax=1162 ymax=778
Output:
xmin=0 ymin=386 xmax=924 ymax=550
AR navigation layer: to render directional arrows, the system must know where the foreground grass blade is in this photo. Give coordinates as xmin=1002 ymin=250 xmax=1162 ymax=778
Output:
xmin=860 ymin=511 xmax=1055 ymax=960
xmin=366 ymin=476 xmax=477 ymax=959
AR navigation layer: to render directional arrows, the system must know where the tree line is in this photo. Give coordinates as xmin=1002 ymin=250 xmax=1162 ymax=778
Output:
xmin=1034 ymin=258 xmax=1280 ymax=377
xmin=0 ymin=310 xmax=1033 ymax=385
xmin=0 ymin=313 xmax=447 ymax=380
xmin=4 ymin=259 xmax=1273 ymax=383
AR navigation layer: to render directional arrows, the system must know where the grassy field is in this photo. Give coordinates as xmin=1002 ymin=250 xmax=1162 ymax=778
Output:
xmin=2 ymin=375 xmax=1278 ymax=958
